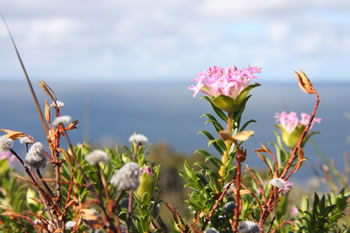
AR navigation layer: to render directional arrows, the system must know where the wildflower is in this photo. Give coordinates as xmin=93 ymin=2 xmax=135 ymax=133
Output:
xmin=136 ymin=165 xmax=154 ymax=199
xmin=275 ymin=111 xmax=321 ymax=148
xmin=139 ymin=165 xmax=152 ymax=176
xmin=269 ymin=178 xmax=288 ymax=190
xmin=19 ymin=136 xmax=34 ymax=144
xmin=110 ymin=162 xmax=140 ymax=191
xmin=50 ymin=100 xmax=64 ymax=109
xmin=24 ymin=142 xmax=47 ymax=169
xmin=189 ymin=65 xmax=261 ymax=99
xmin=86 ymin=150 xmax=109 ymax=165
xmin=129 ymin=133 xmax=148 ymax=146
xmin=65 ymin=221 xmax=76 ymax=229
xmin=53 ymin=115 xmax=72 ymax=126
xmin=238 ymin=221 xmax=260 ymax=233
xmin=189 ymin=65 xmax=260 ymax=112
xmin=0 ymin=135 xmax=13 ymax=152
xmin=205 ymin=228 xmax=219 ymax=233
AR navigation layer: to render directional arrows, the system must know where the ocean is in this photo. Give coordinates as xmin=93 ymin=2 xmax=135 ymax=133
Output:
xmin=0 ymin=80 xmax=349 ymax=182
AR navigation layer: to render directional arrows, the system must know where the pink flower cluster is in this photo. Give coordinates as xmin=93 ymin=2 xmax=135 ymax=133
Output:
xmin=189 ymin=65 xmax=261 ymax=99
xmin=275 ymin=111 xmax=322 ymax=133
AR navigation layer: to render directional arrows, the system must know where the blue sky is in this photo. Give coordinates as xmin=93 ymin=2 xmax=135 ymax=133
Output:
xmin=0 ymin=0 xmax=349 ymax=82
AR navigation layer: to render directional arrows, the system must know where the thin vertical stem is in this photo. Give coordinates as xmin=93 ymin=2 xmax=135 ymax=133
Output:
xmin=232 ymin=149 xmax=242 ymax=233
xmin=36 ymin=168 xmax=54 ymax=197
xmin=126 ymin=192 xmax=133 ymax=233
xmin=1 ymin=16 xmax=49 ymax=137
xmin=219 ymin=113 xmax=233 ymax=184
xmin=266 ymin=188 xmax=278 ymax=233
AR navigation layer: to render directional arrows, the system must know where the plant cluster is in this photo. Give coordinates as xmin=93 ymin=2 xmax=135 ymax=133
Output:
xmin=0 ymin=24 xmax=349 ymax=232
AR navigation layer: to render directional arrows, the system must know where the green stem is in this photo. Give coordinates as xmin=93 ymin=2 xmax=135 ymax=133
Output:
xmin=219 ymin=113 xmax=233 ymax=183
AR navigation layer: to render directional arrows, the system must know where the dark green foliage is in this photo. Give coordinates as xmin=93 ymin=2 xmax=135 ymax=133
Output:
xmin=294 ymin=189 xmax=350 ymax=233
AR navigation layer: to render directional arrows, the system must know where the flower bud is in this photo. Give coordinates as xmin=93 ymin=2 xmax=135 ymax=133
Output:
xmin=24 ymin=142 xmax=47 ymax=169
xmin=275 ymin=111 xmax=321 ymax=149
xmin=135 ymin=166 xmax=153 ymax=200
xmin=0 ymin=136 xmax=13 ymax=152
xmin=111 ymin=162 xmax=140 ymax=191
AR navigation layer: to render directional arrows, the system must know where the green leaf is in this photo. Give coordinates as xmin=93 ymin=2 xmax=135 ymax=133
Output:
xmin=235 ymin=83 xmax=261 ymax=105
xmin=240 ymin=119 xmax=256 ymax=132
xmin=201 ymin=113 xmax=224 ymax=132
xmin=198 ymin=130 xmax=224 ymax=154
xmin=201 ymin=96 xmax=228 ymax=122
xmin=208 ymin=139 xmax=227 ymax=151
xmin=301 ymin=131 xmax=320 ymax=147
xmin=212 ymin=95 xmax=237 ymax=113
xmin=195 ymin=149 xmax=223 ymax=168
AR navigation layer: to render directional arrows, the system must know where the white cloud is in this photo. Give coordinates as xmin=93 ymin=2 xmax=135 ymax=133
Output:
xmin=267 ymin=23 xmax=289 ymax=43
xmin=0 ymin=0 xmax=349 ymax=81
xmin=25 ymin=17 xmax=82 ymax=47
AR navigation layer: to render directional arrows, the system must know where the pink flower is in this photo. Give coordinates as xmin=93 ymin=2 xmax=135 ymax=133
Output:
xmin=189 ymin=65 xmax=261 ymax=99
xmin=140 ymin=166 xmax=152 ymax=176
xmin=300 ymin=113 xmax=322 ymax=127
xmin=275 ymin=111 xmax=321 ymax=134
xmin=275 ymin=111 xmax=299 ymax=133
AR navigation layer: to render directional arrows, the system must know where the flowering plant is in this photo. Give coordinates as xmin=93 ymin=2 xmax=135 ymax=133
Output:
xmin=0 ymin=23 xmax=349 ymax=232
xmin=189 ymin=65 xmax=261 ymax=113
xmin=275 ymin=111 xmax=321 ymax=149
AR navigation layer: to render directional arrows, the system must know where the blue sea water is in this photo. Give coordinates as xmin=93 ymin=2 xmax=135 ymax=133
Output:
xmin=0 ymin=80 xmax=349 ymax=183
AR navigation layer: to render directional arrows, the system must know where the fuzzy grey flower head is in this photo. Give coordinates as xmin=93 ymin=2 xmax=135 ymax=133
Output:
xmin=110 ymin=162 xmax=140 ymax=191
xmin=19 ymin=136 xmax=34 ymax=144
xmin=65 ymin=221 xmax=76 ymax=229
xmin=269 ymin=178 xmax=287 ymax=190
xmin=53 ymin=115 xmax=72 ymax=126
xmin=50 ymin=100 xmax=64 ymax=109
xmin=205 ymin=228 xmax=219 ymax=233
xmin=129 ymin=133 xmax=148 ymax=146
xmin=86 ymin=150 xmax=109 ymax=165
xmin=24 ymin=142 xmax=47 ymax=169
xmin=238 ymin=221 xmax=260 ymax=233
xmin=0 ymin=136 xmax=13 ymax=152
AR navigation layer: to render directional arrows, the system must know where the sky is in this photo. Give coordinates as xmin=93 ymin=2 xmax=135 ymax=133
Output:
xmin=0 ymin=0 xmax=349 ymax=82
